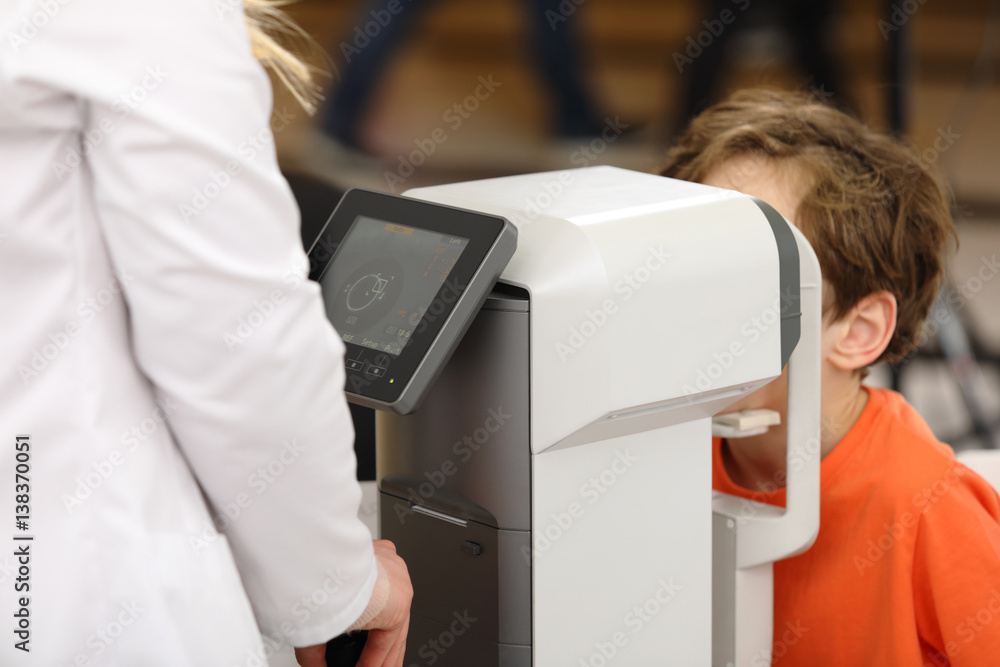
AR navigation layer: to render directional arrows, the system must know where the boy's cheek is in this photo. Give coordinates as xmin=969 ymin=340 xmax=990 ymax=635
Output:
xmin=723 ymin=370 xmax=789 ymax=415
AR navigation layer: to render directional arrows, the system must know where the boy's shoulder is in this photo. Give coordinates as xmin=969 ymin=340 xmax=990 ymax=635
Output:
xmin=864 ymin=385 xmax=955 ymax=468
xmin=846 ymin=386 xmax=999 ymax=516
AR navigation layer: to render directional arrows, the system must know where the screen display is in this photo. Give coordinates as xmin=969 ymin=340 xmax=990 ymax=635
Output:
xmin=321 ymin=216 xmax=468 ymax=356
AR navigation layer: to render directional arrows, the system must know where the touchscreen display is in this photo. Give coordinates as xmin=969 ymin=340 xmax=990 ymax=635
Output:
xmin=321 ymin=216 xmax=469 ymax=356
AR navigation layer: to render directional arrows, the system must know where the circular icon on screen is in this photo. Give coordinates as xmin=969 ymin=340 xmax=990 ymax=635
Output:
xmin=334 ymin=258 xmax=405 ymax=333
xmin=346 ymin=273 xmax=393 ymax=312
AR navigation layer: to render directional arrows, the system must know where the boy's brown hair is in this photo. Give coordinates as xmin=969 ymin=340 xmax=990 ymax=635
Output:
xmin=659 ymin=88 xmax=956 ymax=363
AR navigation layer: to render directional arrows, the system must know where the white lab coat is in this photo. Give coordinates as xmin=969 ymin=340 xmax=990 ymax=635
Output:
xmin=0 ymin=0 xmax=376 ymax=664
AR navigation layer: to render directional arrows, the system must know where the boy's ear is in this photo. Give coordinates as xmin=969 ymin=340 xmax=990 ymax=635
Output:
xmin=827 ymin=291 xmax=898 ymax=371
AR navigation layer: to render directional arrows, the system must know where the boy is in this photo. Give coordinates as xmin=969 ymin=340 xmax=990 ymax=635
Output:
xmin=660 ymin=89 xmax=1000 ymax=665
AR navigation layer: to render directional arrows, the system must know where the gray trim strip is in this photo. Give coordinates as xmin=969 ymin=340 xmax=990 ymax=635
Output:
xmin=751 ymin=198 xmax=801 ymax=368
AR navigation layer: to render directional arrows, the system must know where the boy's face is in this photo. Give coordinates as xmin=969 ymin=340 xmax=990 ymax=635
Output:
xmin=701 ymin=157 xmax=840 ymax=417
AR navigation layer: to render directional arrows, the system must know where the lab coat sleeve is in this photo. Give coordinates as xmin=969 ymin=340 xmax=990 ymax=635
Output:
xmin=29 ymin=0 xmax=377 ymax=645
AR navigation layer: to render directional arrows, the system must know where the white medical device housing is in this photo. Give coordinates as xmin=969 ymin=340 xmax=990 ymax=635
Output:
xmin=319 ymin=166 xmax=822 ymax=666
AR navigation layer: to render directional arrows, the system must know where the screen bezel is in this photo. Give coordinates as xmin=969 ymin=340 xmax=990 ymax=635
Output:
xmin=309 ymin=189 xmax=511 ymax=405
xmin=326 ymin=215 xmax=470 ymax=357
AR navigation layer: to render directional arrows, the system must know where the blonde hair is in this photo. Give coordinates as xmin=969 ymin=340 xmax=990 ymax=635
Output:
xmin=242 ymin=0 xmax=319 ymax=112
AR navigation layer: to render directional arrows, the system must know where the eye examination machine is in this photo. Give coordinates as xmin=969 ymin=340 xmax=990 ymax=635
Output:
xmin=309 ymin=166 xmax=823 ymax=666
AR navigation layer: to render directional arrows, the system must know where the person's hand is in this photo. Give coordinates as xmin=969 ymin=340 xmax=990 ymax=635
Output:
xmin=355 ymin=540 xmax=412 ymax=667
xmin=293 ymin=643 xmax=325 ymax=667
xmin=294 ymin=540 xmax=413 ymax=667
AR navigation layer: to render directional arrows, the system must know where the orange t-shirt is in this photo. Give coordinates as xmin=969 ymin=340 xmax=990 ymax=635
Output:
xmin=713 ymin=386 xmax=1000 ymax=666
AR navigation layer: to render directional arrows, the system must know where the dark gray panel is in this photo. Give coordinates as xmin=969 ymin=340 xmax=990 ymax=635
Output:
xmin=499 ymin=643 xmax=532 ymax=667
xmin=498 ymin=530 xmax=532 ymax=645
xmin=376 ymin=297 xmax=531 ymax=531
xmin=752 ymin=198 xmax=801 ymax=368
xmin=380 ymin=494 xmax=532 ymax=647
xmin=405 ymin=614 xmax=531 ymax=667
xmin=381 ymin=494 xmax=500 ymax=642
xmin=377 ymin=290 xmax=533 ymax=662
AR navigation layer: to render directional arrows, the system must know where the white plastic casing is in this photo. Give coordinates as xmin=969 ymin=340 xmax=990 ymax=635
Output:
xmin=407 ymin=167 xmax=787 ymax=454
xmin=405 ymin=167 xmax=819 ymax=666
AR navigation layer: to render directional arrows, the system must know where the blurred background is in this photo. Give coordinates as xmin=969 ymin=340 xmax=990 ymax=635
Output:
xmin=271 ymin=0 xmax=1000 ymax=452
